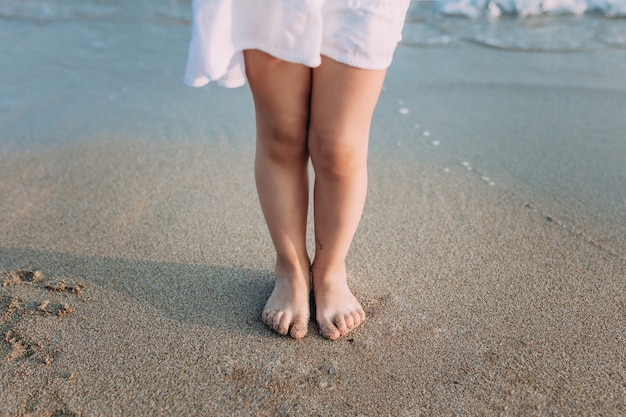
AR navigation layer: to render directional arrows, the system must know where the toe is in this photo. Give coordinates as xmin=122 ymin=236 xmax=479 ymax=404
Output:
xmin=334 ymin=315 xmax=349 ymax=335
xmin=289 ymin=317 xmax=308 ymax=339
xmin=351 ymin=311 xmax=362 ymax=328
xmin=344 ymin=313 xmax=355 ymax=330
xmin=272 ymin=311 xmax=284 ymax=332
xmin=319 ymin=318 xmax=341 ymax=341
xmin=261 ymin=308 xmax=274 ymax=327
xmin=277 ymin=313 xmax=291 ymax=335
xmin=357 ymin=307 xmax=366 ymax=322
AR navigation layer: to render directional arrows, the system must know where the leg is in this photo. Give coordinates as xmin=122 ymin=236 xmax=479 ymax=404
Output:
xmin=244 ymin=49 xmax=312 ymax=339
xmin=308 ymin=56 xmax=386 ymax=340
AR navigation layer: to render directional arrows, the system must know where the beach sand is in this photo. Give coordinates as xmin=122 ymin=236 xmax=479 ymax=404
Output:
xmin=1 ymin=11 xmax=625 ymax=416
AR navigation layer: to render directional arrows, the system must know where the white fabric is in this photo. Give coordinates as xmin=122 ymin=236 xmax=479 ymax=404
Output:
xmin=184 ymin=0 xmax=411 ymax=88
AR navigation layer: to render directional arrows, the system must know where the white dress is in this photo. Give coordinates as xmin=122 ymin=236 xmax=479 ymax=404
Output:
xmin=184 ymin=0 xmax=411 ymax=88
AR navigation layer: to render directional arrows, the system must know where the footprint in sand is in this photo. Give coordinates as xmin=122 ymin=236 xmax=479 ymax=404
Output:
xmin=2 ymin=269 xmax=43 ymax=286
xmin=1 ymin=270 xmax=87 ymax=363
xmin=46 ymin=279 xmax=88 ymax=295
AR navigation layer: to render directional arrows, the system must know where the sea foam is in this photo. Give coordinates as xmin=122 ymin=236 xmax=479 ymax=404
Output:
xmin=427 ymin=0 xmax=626 ymax=18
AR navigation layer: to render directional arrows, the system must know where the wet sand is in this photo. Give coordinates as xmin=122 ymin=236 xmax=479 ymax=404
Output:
xmin=1 ymin=17 xmax=625 ymax=417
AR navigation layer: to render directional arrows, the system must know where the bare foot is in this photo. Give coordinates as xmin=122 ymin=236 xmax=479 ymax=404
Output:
xmin=261 ymin=261 xmax=311 ymax=339
xmin=312 ymin=264 xmax=366 ymax=341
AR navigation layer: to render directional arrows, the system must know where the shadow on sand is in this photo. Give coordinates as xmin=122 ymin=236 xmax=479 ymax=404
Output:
xmin=0 ymin=246 xmax=275 ymax=335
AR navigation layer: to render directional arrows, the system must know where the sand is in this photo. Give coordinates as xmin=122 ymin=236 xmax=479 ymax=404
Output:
xmin=1 ymin=11 xmax=625 ymax=416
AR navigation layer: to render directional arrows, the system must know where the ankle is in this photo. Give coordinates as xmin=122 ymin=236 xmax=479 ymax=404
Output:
xmin=311 ymin=260 xmax=346 ymax=282
xmin=275 ymin=255 xmax=310 ymax=280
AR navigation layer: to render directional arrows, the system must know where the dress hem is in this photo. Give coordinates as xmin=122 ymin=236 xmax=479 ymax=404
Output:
xmin=183 ymin=44 xmax=398 ymax=89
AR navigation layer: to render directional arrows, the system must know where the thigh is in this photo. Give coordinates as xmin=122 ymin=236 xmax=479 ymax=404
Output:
xmin=308 ymin=55 xmax=386 ymax=162
xmin=244 ymin=49 xmax=312 ymax=146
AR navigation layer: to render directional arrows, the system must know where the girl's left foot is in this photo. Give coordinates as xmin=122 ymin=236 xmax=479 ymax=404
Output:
xmin=312 ymin=264 xmax=366 ymax=341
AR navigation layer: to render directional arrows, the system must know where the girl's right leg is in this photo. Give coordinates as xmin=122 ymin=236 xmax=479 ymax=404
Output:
xmin=244 ymin=49 xmax=312 ymax=339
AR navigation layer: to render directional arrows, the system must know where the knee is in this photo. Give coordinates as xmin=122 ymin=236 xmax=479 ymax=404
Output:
xmin=258 ymin=121 xmax=308 ymax=162
xmin=308 ymin=129 xmax=367 ymax=181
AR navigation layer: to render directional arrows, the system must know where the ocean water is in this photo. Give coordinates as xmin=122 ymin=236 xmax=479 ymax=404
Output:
xmin=404 ymin=0 xmax=626 ymax=50
xmin=1 ymin=0 xmax=626 ymax=51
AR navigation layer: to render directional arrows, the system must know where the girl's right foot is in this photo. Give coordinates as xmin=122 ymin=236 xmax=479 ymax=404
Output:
xmin=261 ymin=261 xmax=311 ymax=339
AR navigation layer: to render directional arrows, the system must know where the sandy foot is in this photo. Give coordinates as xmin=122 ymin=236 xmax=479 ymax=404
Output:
xmin=312 ymin=265 xmax=366 ymax=341
xmin=261 ymin=263 xmax=310 ymax=339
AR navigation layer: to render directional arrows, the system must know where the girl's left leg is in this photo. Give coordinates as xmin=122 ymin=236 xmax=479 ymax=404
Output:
xmin=308 ymin=56 xmax=387 ymax=340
